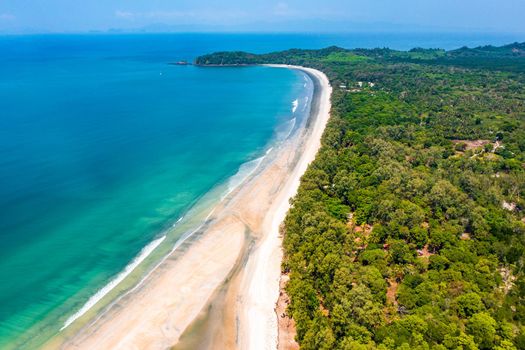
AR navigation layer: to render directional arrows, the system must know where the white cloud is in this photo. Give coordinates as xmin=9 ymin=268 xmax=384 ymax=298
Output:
xmin=0 ymin=13 xmax=15 ymax=21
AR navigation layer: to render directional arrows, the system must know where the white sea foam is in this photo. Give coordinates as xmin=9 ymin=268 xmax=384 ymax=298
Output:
xmin=60 ymin=155 xmax=267 ymax=332
xmin=172 ymin=216 xmax=183 ymax=227
xmin=83 ymin=206 xmax=219 ymax=331
xmin=60 ymin=235 xmax=166 ymax=331
xmin=222 ymin=156 xmax=265 ymax=200
xmin=59 ymin=83 xmax=304 ymax=334
xmin=276 ymin=117 xmax=297 ymax=142
xmin=292 ymin=99 xmax=299 ymax=114
xmin=303 ymin=96 xmax=309 ymax=111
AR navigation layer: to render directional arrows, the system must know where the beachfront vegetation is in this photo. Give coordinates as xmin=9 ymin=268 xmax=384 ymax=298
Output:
xmin=197 ymin=43 xmax=525 ymax=349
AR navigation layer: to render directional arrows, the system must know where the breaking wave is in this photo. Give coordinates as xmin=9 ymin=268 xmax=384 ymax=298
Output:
xmin=60 ymin=235 xmax=166 ymax=331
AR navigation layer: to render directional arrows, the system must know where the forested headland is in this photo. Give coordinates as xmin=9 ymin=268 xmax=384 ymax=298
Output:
xmin=196 ymin=43 xmax=525 ymax=350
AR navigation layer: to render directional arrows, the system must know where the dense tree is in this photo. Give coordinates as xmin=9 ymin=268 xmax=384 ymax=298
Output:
xmin=467 ymin=313 xmax=498 ymax=349
xmin=198 ymin=42 xmax=525 ymax=349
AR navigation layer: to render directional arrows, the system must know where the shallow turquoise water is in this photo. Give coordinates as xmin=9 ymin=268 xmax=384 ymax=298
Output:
xmin=0 ymin=33 xmax=521 ymax=348
xmin=0 ymin=35 xmax=309 ymax=348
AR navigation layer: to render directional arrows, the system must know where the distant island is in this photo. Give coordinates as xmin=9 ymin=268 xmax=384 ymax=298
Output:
xmin=197 ymin=43 xmax=525 ymax=350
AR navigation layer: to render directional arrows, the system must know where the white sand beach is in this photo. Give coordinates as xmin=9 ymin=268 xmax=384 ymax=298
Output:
xmin=53 ymin=66 xmax=331 ymax=350
xmin=237 ymin=66 xmax=331 ymax=350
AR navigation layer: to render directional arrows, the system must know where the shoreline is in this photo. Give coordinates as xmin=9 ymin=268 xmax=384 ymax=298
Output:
xmin=51 ymin=65 xmax=331 ymax=350
xmin=238 ymin=66 xmax=331 ymax=350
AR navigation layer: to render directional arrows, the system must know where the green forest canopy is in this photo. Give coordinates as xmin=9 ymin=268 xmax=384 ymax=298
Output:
xmin=197 ymin=43 xmax=525 ymax=350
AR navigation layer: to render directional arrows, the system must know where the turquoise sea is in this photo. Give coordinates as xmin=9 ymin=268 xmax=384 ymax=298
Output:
xmin=0 ymin=33 xmax=522 ymax=348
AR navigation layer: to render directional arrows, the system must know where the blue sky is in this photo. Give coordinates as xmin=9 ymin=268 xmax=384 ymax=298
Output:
xmin=0 ymin=0 xmax=524 ymax=34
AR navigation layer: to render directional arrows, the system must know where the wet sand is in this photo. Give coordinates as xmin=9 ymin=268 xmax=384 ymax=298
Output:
xmin=236 ymin=66 xmax=331 ymax=350
xmin=55 ymin=66 xmax=331 ymax=350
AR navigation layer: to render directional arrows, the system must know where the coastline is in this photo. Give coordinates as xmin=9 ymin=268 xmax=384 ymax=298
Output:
xmin=238 ymin=66 xmax=331 ymax=350
xmin=50 ymin=65 xmax=331 ymax=350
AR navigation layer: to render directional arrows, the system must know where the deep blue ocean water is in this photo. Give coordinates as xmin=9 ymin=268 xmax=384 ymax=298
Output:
xmin=0 ymin=32 xmax=522 ymax=348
